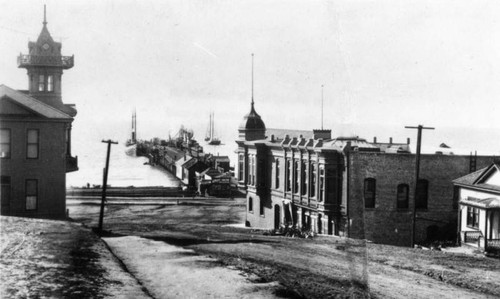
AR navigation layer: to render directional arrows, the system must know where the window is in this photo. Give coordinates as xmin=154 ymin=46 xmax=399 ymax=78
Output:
xmin=248 ymin=197 xmax=253 ymax=212
xmin=310 ymin=163 xmax=316 ymax=197
xmin=247 ymin=156 xmax=254 ymax=186
xmin=301 ymin=161 xmax=307 ymax=196
xmin=238 ymin=154 xmax=244 ymax=181
xmin=415 ymin=179 xmax=428 ymax=209
xmin=66 ymin=126 xmax=71 ymax=155
xmin=286 ymin=159 xmax=291 ymax=192
xmin=275 ymin=159 xmax=280 ymax=189
xmin=27 ymin=129 xmax=39 ymax=159
xmin=250 ymin=156 xmax=255 ymax=186
xmin=294 ymin=160 xmax=299 ymax=194
xmin=260 ymin=198 xmax=265 ymax=216
xmin=466 ymin=206 xmax=479 ymax=228
xmin=47 ymin=75 xmax=54 ymax=92
xmin=319 ymin=165 xmax=325 ymax=202
xmin=396 ymin=184 xmax=409 ymax=209
xmin=25 ymin=179 xmax=38 ymax=210
xmin=0 ymin=129 xmax=11 ymax=159
xmin=364 ymin=178 xmax=376 ymax=208
xmin=38 ymin=75 xmax=45 ymax=91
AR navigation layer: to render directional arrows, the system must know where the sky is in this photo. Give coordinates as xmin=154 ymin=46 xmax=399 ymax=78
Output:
xmin=2 ymin=0 xmax=500 ymax=153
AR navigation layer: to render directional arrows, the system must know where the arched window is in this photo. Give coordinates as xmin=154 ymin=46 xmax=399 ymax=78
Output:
xmin=415 ymin=179 xmax=428 ymax=209
xmin=248 ymin=197 xmax=253 ymax=212
xmin=47 ymin=75 xmax=54 ymax=92
xmin=396 ymin=184 xmax=409 ymax=209
xmin=364 ymin=178 xmax=376 ymax=208
xmin=275 ymin=159 xmax=280 ymax=190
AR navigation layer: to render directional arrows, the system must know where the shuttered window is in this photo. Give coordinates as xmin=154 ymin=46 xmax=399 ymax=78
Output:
xmin=396 ymin=184 xmax=409 ymax=209
xmin=27 ymin=129 xmax=39 ymax=159
xmin=364 ymin=178 xmax=376 ymax=208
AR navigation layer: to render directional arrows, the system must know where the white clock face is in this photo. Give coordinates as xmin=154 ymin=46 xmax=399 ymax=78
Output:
xmin=42 ymin=43 xmax=50 ymax=50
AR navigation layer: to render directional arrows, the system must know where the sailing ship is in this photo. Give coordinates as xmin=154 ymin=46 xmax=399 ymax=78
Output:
xmin=205 ymin=112 xmax=221 ymax=145
xmin=125 ymin=109 xmax=137 ymax=156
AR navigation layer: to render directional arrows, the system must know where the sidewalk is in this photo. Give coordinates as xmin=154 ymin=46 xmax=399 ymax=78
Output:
xmin=0 ymin=216 xmax=148 ymax=298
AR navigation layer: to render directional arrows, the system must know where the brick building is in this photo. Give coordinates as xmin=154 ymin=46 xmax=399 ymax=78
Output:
xmin=0 ymin=9 xmax=77 ymax=219
xmin=236 ymin=101 xmax=495 ymax=246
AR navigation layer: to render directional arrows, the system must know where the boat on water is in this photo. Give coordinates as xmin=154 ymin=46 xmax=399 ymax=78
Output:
xmin=205 ymin=112 xmax=221 ymax=145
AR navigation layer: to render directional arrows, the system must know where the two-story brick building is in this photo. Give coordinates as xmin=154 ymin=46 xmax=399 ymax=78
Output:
xmin=0 ymin=9 xmax=77 ymax=219
xmin=236 ymin=101 xmax=495 ymax=246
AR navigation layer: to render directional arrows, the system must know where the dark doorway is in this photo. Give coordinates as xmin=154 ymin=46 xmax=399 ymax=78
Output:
xmin=328 ymin=216 xmax=334 ymax=235
xmin=274 ymin=204 xmax=280 ymax=229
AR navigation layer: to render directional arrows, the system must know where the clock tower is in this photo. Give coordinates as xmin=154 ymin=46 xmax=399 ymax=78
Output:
xmin=18 ymin=6 xmax=75 ymax=115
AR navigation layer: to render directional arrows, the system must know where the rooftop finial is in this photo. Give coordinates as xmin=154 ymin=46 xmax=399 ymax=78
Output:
xmin=321 ymin=84 xmax=324 ymax=130
xmin=43 ymin=5 xmax=47 ymax=26
xmin=251 ymin=53 xmax=254 ymax=107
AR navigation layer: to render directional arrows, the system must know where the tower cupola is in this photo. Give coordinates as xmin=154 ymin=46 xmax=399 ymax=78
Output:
xmin=18 ymin=5 xmax=74 ymax=112
xmin=238 ymin=100 xmax=266 ymax=141
xmin=238 ymin=54 xmax=266 ymax=141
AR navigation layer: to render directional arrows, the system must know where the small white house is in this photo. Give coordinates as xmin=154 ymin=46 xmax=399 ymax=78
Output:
xmin=454 ymin=163 xmax=500 ymax=252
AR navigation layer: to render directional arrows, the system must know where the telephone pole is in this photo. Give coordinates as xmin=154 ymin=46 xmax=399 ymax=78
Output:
xmin=405 ymin=125 xmax=434 ymax=248
xmin=98 ymin=139 xmax=118 ymax=232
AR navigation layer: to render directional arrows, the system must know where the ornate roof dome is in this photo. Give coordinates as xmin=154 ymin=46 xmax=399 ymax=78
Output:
xmin=239 ymin=101 xmax=266 ymax=131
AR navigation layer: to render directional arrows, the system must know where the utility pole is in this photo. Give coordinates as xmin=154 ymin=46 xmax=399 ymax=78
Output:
xmin=98 ymin=139 xmax=118 ymax=232
xmin=405 ymin=125 xmax=434 ymax=248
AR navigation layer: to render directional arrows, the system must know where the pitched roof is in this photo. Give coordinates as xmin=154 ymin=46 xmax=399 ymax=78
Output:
xmin=453 ymin=168 xmax=486 ymax=185
xmin=0 ymin=85 xmax=72 ymax=119
xmin=460 ymin=197 xmax=500 ymax=209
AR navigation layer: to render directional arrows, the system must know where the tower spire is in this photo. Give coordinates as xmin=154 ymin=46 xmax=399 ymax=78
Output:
xmin=43 ymin=5 xmax=47 ymax=26
xmin=251 ymin=53 xmax=254 ymax=107
xmin=321 ymin=84 xmax=324 ymax=130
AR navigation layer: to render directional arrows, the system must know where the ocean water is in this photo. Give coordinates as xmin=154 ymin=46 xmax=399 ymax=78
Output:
xmin=66 ymin=121 xmax=240 ymax=188
xmin=67 ymin=118 xmax=500 ymax=188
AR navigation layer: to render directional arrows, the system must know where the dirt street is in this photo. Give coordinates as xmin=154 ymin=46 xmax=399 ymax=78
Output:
xmin=68 ymin=197 xmax=500 ymax=299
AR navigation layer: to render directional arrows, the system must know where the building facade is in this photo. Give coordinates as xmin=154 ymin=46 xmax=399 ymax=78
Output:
xmin=236 ymin=102 xmax=495 ymax=246
xmin=0 ymin=11 xmax=77 ymax=219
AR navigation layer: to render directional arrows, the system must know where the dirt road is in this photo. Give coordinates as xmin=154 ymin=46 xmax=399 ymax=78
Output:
xmin=68 ymin=197 xmax=500 ymax=298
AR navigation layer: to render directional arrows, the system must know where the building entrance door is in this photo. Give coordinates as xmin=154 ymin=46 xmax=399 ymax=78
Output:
xmin=274 ymin=205 xmax=280 ymax=230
